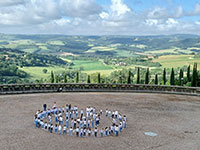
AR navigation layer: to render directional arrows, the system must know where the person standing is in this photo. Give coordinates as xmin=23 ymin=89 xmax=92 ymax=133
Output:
xmin=43 ymin=104 xmax=47 ymax=111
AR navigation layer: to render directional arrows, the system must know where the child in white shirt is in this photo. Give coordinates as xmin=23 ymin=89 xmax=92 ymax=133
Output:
xmin=94 ymin=127 xmax=98 ymax=137
xmin=115 ymin=125 xmax=119 ymax=136
xmin=80 ymin=128 xmax=83 ymax=137
xmin=58 ymin=125 xmax=62 ymax=135
xmin=105 ymin=109 xmax=108 ymax=117
xmin=88 ymin=128 xmax=91 ymax=137
xmin=60 ymin=116 xmax=63 ymax=125
xmin=63 ymin=125 xmax=67 ymax=135
xmin=100 ymin=128 xmax=104 ymax=137
xmin=54 ymin=124 xmax=58 ymax=133
xmin=75 ymin=127 xmax=79 ymax=137
xmin=68 ymin=127 xmax=73 ymax=136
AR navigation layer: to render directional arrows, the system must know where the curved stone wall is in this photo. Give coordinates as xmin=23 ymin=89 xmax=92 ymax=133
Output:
xmin=0 ymin=84 xmax=200 ymax=96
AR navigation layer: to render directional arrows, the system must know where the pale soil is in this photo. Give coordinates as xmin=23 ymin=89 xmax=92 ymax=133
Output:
xmin=0 ymin=93 xmax=200 ymax=150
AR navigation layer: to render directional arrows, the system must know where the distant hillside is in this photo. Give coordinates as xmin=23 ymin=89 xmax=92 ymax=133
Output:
xmin=0 ymin=48 xmax=67 ymax=67
xmin=0 ymin=34 xmax=200 ymax=57
xmin=0 ymin=34 xmax=200 ymax=84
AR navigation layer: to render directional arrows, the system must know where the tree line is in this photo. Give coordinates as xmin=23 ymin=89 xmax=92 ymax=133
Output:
xmin=49 ymin=63 xmax=200 ymax=87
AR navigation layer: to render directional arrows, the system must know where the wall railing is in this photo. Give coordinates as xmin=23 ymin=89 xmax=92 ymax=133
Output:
xmin=0 ymin=84 xmax=200 ymax=96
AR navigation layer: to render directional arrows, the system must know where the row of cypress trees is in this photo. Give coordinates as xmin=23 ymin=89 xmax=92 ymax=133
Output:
xmin=136 ymin=63 xmax=198 ymax=87
xmin=50 ymin=63 xmax=199 ymax=87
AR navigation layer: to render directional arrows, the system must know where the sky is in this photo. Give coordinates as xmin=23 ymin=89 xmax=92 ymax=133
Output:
xmin=0 ymin=0 xmax=200 ymax=35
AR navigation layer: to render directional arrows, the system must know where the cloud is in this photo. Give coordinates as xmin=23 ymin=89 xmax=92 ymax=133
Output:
xmin=196 ymin=21 xmax=200 ymax=25
xmin=99 ymin=12 xmax=109 ymax=19
xmin=146 ymin=19 xmax=158 ymax=26
xmin=54 ymin=18 xmax=71 ymax=26
xmin=111 ymin=0 xmax=131 ymax=16
xmin=194 ymin=3 xmax=200 ymax=15
xmin=174 ymin=5 xmax=184 ymax=18
xmin=147 ymin=7 xmax=170 ymax=19
xmin=0 ymin=0 xmax=200 ymax=35
xmin=0 ymin=0 xmax=61 ymax=26
xmin=0 ymin=0 xmax=26 ymax=7
xmin=60 ymin=0 xmax=102 ymax=18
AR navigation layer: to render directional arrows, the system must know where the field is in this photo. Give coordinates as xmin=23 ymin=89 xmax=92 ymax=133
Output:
xmin=19 ymin=60 xmax=116 ymax=80
xmin=72 ymin=60 xmax=113 ymax=71
xmin=145 ymin=48 xmax=193 ymax=54
xmin=85 ymin=46 xmax=116 ymax=53
xmin=20 ymin=66 xmax=66 ymax=80
xmin=153 ymin=55 xmax=200 ymax=68
xmin=0 ymin=93 xmax=200 ymax=150
xmin=1 ymin=34 xmax=200 ymax=82
xmin=18 ymin=54 xmax=200 ymax=81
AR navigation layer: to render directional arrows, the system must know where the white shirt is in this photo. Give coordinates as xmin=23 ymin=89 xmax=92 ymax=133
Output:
xmin=115 ymin=126 xmax=119 ymax=132
xmin=80 ymin=110 xmax=84 ymax=114
xmin=124 ymin=117 xmax=127 ymax=122
xmin=58 ymin=125 xmax=62 ymax=131
xmin=100 ymin=129 xmax=104 ymax=133
xmin=76 ymin=128 xmax=79 ymax=132
xmin=63 ymin=126 xmax=67 ymax=131
xmin=60 ymin=117 xmax=63 ymax=121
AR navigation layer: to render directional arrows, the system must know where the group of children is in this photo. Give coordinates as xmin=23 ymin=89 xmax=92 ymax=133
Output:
xmin=34 ymin=102 xmax=127 ymax=138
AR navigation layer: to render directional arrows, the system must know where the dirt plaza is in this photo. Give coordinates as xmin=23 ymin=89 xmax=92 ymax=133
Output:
xmin=0 ymin=92 xmax=200 ymax=150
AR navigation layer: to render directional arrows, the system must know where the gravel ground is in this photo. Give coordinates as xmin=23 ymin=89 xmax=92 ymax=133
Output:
xmin=0 ymin=93 xmax=200 ymax=150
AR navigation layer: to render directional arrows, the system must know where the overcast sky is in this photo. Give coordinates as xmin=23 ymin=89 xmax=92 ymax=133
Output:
xmin=0 ymin=0 xmax=200 ymax=35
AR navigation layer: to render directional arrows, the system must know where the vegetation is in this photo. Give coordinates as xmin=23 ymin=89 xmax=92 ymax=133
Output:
xmin=170 ymin=68 xmax=175 ymax=85
xmin=163 ymin=68 xmax=167 ymax=85
xmin=0 ymin=34 xmax=200 ymax=87
xmin=145 ymin=68 xmax=150 ymax=84
xmin=137 ymin=68 xmax=140 ymax=84
xmin=155 ymin=74 xmax=158 ymax=85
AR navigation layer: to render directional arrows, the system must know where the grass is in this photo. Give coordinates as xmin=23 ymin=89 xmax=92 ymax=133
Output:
xmin=60 ymin=57 xmax=72 ymax=63
xmin=130 ymin=44 xmax=147 ymax=49
xmin=48 ymin=41 xmax=65 ymax=45
xmin=83 ymin=70 xmax=117 ymax=76
xmin=39 ymin=46 xmax=48 ymax=50
xmin=187 ymin=47 xmax=200 ymax=50
xmin=23 ymin=49 xmax=38 ymax=53
xmin=20 ymin=66 xmax=66 ymax=81
xmin=72 ymin=60 xmax=113 ymax=71
xmin=145 ymin=48 xmax=178 ymax=54
xmin=86 ymin=46 xmax=116 ymax=53
xmin=116 ymin=50 xmax=135 ymax=57
xmin=153 ymin=55 xmax=200 ymax=68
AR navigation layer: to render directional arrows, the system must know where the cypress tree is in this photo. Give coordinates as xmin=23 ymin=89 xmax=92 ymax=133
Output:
xmin=170 ymin=68 xmax=175 ymax=85
xmin=179 ymin=69 xmax=184 ymax=86
xmin=145 ymin=68 xmax=149 ymax=84
xmin=136 ymin=67 xmax=140 ymax=84
xmin=163 ymin=68 xmax=166 ymax=85
xmin=87 ymin=75 xmax=91 ymax=83
xmin=191 ymin=63 xmax=198 ymax=87
xmin=119 ymin=71 xmax=122 ymax=84
xmin=50 ymin=71 xmax=54 ymax=83
xmin=127 ymin=70 xmax=131 ymax=84
xmin=64 ymin=73 xmax=67 ymax=83
xmin=98 ymin=73 xmax=101 ymax=84
xmin=76 ymin=72 xmax=79 ymax=83
xmin=55 ymin=75 xmax=59 ymax=83
xmin=155 ymin=74 xmax=158 ymax=85
xmin=187 ymin=65 xmax=191 ymax=82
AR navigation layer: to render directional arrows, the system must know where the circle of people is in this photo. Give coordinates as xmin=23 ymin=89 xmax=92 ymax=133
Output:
xmin=34 ymin=102 xmax=127 ymax=138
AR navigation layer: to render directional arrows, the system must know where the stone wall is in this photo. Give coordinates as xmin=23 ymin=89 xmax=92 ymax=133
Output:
xmin=0 ymin=84 xmax=200 ymax=96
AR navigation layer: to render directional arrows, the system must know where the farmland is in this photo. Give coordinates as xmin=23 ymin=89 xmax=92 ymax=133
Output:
xmin=0 ymin=34 xmax=200 ymax=83
xmin=152 ymin=55 xmax=200 ymax=68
